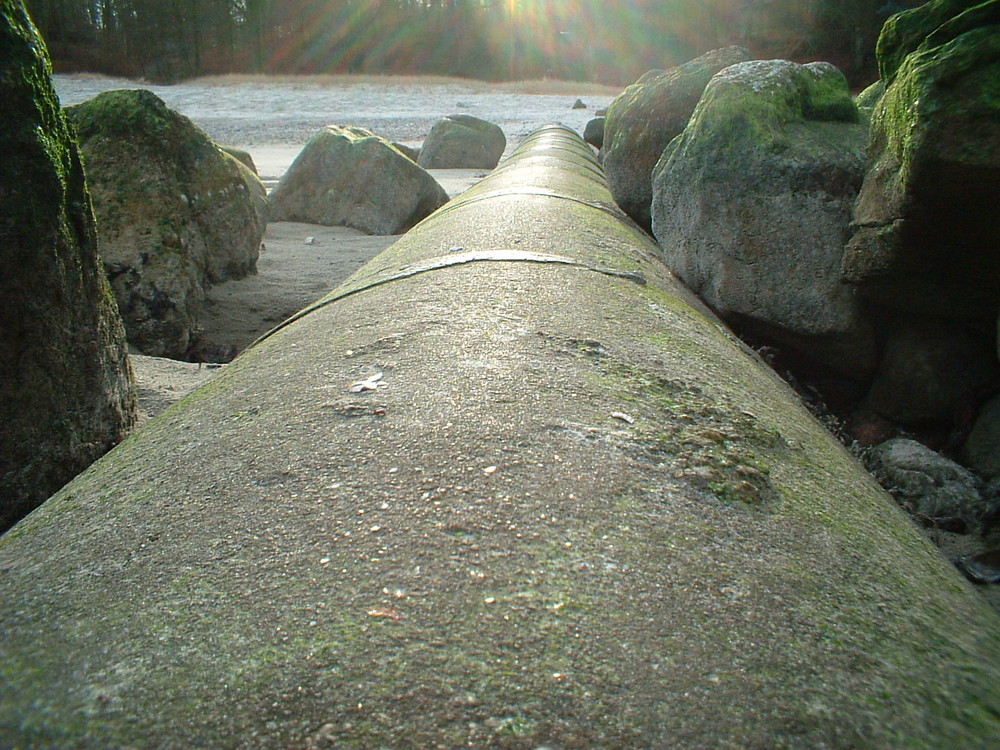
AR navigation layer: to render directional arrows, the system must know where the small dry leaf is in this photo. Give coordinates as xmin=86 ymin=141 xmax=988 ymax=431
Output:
xmin=367 ymin=608 xmax=403 ymax=620
xmin=347 ymin=372 xmax=384 ymax=393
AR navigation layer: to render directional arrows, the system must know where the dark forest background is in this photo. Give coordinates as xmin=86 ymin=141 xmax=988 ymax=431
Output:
xmin=26 ymin=0 xmax=926 ymax=87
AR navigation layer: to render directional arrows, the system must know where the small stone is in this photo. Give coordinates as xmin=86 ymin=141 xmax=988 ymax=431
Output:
xmin=873 ymin=438 xmax=989 ymax=532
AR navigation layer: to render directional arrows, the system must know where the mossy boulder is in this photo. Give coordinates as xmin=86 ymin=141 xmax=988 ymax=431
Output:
xmin=224 ymin=150 xmax=269 ymax=227
xmin=218 ymin=144 xmax=257 ymax=173
xmin=651 ymin=60 xmax=874 ymax=376
xmin=854 ymin=78 xmax=885 ymax=111
xmin=874 ymin=438 xmax=991 ymax=531
xmin=0 ymin=1 xmax=136 ymax=532
xmin=417 ymin=114 xmax=506 ymax=169
xmin=270 ymin=125 xmax=449 ymax=235
xmin=845 ymin=1 xmax=1000 ymax=325
xmin=963 ymin=394 xmax=1000 ymax=479
xmin=877 ymin=0 xmax=1000 ymax=84
xmin=865 ymin=321 xmax=1000 ymax=426
xmin=67 ymin=89 xmax=264 ymax=359
xmin=601 ymin=46 xmax=752 ymax=230
xmin=392 ymin=141 xmax=420 ymax=163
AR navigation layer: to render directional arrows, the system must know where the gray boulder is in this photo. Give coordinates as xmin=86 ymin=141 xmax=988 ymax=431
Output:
xmin=602 ymin=47 xmax=752 ymax=230
xmin=224 ymin=151 xmax=269 ymax=227
xmin=270 ymin=126 xmax=448 ymax=235
xmin=865 ymin=322 xmax=999 ymax=425
xmin=873 ymin=438 xmax=990 ymax=532
xmin=392 ymin=142 xmax=420 ymax=163
xmin=651 ymin=60 xmax=874 ymax=376
xmin=844 ymin=0 xmax=1000 ymax=325
xmin=417 ymin=114 xmax=506 ymax=169
xmin=219 ymin=144 xmax=257 ymax=173
xmin=0 ymin=4 xmax=136 ymax=531
xmin=583 ymin=117 xmax=605 ymax=149
xmin=68 ymin=90 xmax=263 ymax=359
xmin=963 ymin=395 xmax=1000 ymax=480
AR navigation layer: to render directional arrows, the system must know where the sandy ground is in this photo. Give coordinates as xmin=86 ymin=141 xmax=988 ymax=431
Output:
xmin=53 ymin=73 xmax=614 ymax=152
xmin=198 ymin=221 xmax=396 ymax=354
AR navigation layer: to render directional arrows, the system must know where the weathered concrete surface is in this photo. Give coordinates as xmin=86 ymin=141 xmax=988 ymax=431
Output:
xmin=2 ymin=127 xmax=999 ymax=749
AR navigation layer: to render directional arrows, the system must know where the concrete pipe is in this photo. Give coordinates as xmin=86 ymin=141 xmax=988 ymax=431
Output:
xmin=2 ymin=126 xmax=999 ymax=748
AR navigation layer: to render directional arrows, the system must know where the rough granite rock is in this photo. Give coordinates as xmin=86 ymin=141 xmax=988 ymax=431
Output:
xmin=601 ymin=46 xmax=752 ymax=230
xmin=963 ymin=395 xmax=1000 ymax=479
xmin=67 ymin=89 xmax=263 ymax=359
xmin=844 ymin=0 xmax=1000 ymax=324
xmin=225 ymin=152 xmax=268 ymax=227
xmin=651 ymin=59 xmax=874 ymax=376
xmin=854 ymin=79 xmax=885 ymax=111
xmin=219 ymin=144 xmax=257 ymax=174
xmin=417 ymin=114 xmax=506 ymax=169
xmin=874 ymin=437 xmax=990 ymax=532
xmin=865 ymin=322 xmax=1000 ymax=425
xmin=270 ymin=125 xmax=449 ymax=234
xmin=877 ymin=0 xmax=1000 ymax=84
xmin=0 ymin=1 xmax=136 ymax=532
xmin=583 ymin=116 xmax=605 ymax=149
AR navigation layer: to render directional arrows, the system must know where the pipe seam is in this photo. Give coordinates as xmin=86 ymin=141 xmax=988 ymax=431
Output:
xmin=251 ymin=249 xmax=647 ymax=348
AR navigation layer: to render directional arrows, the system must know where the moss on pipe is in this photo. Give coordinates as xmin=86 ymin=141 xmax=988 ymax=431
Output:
xmin=2 ymin=125 xmax=999 ymax=749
